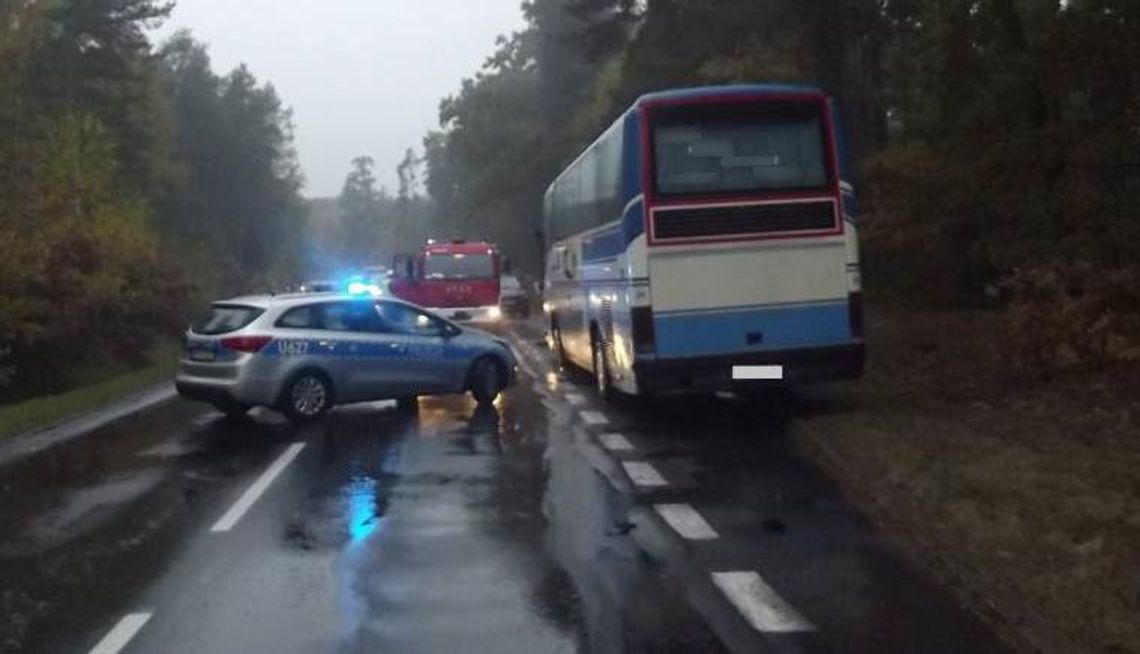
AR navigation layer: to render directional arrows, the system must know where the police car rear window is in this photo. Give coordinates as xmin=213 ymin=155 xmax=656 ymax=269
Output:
xmin=193 ymin=305 xmax=264 ymax=335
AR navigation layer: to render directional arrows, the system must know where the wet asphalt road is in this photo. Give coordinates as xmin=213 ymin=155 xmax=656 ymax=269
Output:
xmin=0 ymin=322 xmax=1006 ymax=654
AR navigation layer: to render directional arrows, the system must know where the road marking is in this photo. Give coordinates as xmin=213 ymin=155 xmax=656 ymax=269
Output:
xmin=711 ymin=571 xmax=814 ymax=633
xmin=579 ymin=410 xmax=609 ymax=426
xmin=598 ymin=432 xmax=634 ymax=452
xmin=732 ymin=365 xmax=785 ymax=380
xmin=210 ymin=442 xmax=306 ymax=533
xmin=655 ymin=504 xmax=718 ymax=540
xmin=622 ymin=461 xmax=668 ymax=487
xmin=88 ymin=612 xmax=152 ymax=654
xmin=565 ymin=393 xmax=587 ymax=406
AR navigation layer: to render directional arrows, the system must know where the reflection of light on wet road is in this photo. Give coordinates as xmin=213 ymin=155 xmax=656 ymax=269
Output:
xmin=346 ymin=477 xmax=379 ymax=542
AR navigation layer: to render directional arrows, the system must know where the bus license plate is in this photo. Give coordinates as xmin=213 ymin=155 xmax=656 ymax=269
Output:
xmin=452 ymin=311 xmax=471 ymax=321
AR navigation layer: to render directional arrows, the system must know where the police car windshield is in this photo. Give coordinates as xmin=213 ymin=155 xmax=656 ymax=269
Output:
xmin=423 ymin=253 xmax=494 ymax=280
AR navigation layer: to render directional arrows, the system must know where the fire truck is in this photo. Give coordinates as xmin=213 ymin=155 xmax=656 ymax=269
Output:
xmin=389 ymin=240 xmax=503 ymax=323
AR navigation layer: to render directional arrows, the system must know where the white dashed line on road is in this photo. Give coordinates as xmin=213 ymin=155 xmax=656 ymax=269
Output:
xmin=210 ymin=442 xmax=306 ymax=533
xmin=579 ymin=410 xmax=609 ymax=426
xmin=565 ymin=393 xmax=587 ymax=406
xmin=711 ymin=571 xmax=814 ymax=634
xmin=655 ymin=503 xmax=719 ymax=540
xmin=598 ymin=432 xmax=634 ymax=452
xmin=622 ymin=461 xmax=668 ymax=487
xmin=88 ymin=612 xmax=152 ymax=654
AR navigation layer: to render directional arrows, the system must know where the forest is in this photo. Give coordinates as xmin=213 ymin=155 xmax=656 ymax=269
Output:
xmin=414 ymin=0 xmax=1140 ymax=371
xmin=4 ymin=0 xmax=1140 ymax=396
xmin=0 ymin=0 xmax=305 ymax=397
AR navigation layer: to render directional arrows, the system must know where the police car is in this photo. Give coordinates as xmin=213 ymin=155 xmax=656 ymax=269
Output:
xmin=176 ymin=293 xmax=518 ymax=420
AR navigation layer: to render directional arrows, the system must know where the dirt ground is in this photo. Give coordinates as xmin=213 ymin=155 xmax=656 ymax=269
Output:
xmin=792 ymin=301 xmax=1140 ymax=654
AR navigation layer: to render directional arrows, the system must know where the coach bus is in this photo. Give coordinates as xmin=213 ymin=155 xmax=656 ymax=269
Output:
xmin=542 ymin=84 xmax=864 ymax=398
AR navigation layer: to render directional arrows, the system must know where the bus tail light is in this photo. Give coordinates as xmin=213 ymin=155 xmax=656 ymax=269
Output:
xmin=848 ymin=292 xmax=864 ymax=340
xmin=631 ymin=307 xmax=656 ymax=354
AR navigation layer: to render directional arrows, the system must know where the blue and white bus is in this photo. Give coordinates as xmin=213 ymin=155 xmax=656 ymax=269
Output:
xmin=542 ymin=84 xmax=864 ymax=397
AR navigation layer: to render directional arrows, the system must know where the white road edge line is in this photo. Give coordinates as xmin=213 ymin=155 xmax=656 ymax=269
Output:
xmin=565 ymin=393 xmax=587 ymax=406
xmin=655 ymin=503 xmax=719 ymax=540
xmin=210 ymin=442 xmax=306 ymax=533
xmin=88 ymin=612 xmax=153 ymax=654
xmin=598 ymin=432 xmax=634 ymax=452
xmin=579 ymin=410 xmax=609 ymax=426
xmin=711 ymin=571 xmax=815 ymax=634
xmin=622 ymin=461 xmax=668 ymax=487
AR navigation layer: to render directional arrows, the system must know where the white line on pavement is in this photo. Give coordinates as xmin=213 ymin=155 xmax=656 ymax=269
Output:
xmin=565 ymin=393 xmax=587 ymax=406
xmin=88 ymin=613 xmax=152 ymax=654
xmin=579 ymin=410 xmax=609 ymax=426
xmin=598 ymin=432 xmax=634 ymax=452
xmin=655 ymin=504 xmax=719 ymax=540
xmin=711 ymin=571 xmax=814 ymax=633
xmin=622 ymin=461 xmax=668 ymax=487
xmin=210 ymin=442 xmax=306 ymax=533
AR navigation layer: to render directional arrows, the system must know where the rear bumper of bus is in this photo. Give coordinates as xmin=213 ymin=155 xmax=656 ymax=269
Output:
xmin=632 ymin=343 xmax=864 ymax=394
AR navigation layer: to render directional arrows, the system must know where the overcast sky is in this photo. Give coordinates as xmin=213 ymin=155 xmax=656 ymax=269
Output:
xmin=152 ymin=1 xmax=527 ymax=198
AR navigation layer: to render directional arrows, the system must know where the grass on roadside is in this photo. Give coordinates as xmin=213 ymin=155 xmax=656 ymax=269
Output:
xmin=0 ymin=340 xmax=181 ymax=440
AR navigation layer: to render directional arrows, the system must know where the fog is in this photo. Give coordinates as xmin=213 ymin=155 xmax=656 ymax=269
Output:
xmin=153 ymin=0 xmax=527 ymax=198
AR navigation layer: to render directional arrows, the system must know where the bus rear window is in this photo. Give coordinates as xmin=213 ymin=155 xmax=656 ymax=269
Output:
xmin=423 ymin=253 xmax=494 ymax=280
xmin=193 ymin=305 xmax=264 ymax=335
xmin=652 ymin=102 xmax=829 ymax=196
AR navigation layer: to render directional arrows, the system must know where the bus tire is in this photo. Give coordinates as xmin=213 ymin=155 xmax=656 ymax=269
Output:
xmin=551 ymin=319 xmax=569 ymax=371
xmin=395 ymin=396 xmax=419 ymax=413
xmin=591 ymin=331 xmax=615 ymax=403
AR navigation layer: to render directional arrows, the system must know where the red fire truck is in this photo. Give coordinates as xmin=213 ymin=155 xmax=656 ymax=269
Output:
xmin=389 ymin=240 xmax=503 ymax=323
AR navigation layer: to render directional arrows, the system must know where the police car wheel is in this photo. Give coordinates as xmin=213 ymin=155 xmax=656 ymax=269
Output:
xmin=469 ymin=358 xmax=502 ymax=406
xmin=283 ymin=372 xmax=332 ymax=421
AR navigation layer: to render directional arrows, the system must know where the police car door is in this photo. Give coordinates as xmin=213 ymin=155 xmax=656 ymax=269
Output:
xmin=319 ymin=300 xmax=400 ymax=403
xmin=375 ymin=301 xmax=462 ymax=394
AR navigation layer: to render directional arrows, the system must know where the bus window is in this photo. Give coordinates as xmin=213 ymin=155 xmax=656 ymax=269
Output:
xmin=652 ymin=102 xmax=829 ymax=196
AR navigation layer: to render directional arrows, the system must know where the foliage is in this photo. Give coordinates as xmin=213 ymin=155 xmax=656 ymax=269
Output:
xmin=1002 ymin=264 xmax=1140 ymax=372
xmin=0 ymin=5 xmax=304 ymax=398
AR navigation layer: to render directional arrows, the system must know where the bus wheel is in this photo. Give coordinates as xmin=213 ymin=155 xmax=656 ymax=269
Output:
xmin=592 ymin=335 xmax=614 ymax=402
xmin=551 ymin=322 xmax=569 ymax=370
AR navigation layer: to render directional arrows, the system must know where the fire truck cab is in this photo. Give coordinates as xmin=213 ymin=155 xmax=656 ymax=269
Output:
xmin=389 ymin=240 xmax=503 ymax=323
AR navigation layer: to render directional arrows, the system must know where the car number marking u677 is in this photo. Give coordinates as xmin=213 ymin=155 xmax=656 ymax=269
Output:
xmin=277 ymin=340 xmax=310 ymax=356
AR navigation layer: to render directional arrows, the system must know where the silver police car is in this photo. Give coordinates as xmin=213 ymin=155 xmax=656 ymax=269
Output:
xmin=176 ymin=293 xmax=518 ymax=420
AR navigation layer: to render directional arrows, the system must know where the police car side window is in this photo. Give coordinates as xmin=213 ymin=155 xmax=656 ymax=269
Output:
xmin=276 ymin=305 xmax=321 ymax=330
xmin=376 ymin=302 xmax=442 ymax=337
xmin=323 ymin=302 xmax=389 ymax=333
